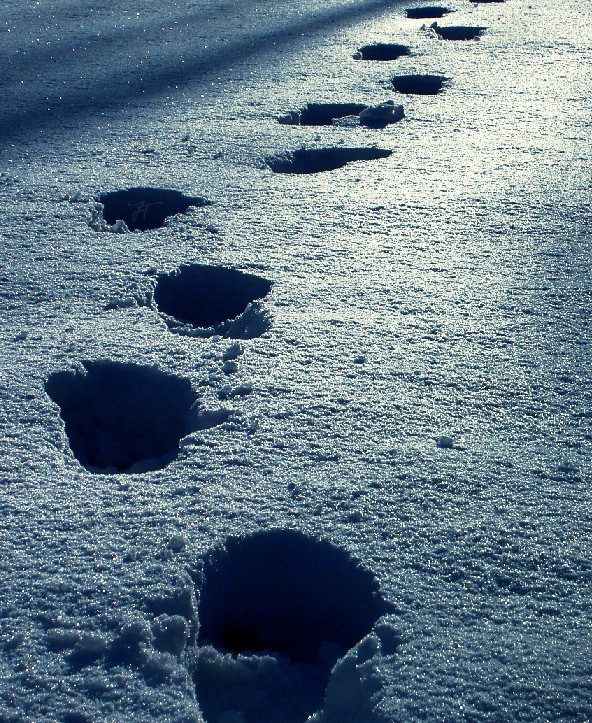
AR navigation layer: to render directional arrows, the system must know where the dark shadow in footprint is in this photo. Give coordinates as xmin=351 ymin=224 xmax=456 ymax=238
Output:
xmin=431 ymin=22 xmax=485 ymax=40
xmin=97 ymin=187 xmax=211 ymax=231
xmin=266 ymin=147 xmax=392 ymax=174
xmin=392 ymin=74 xmax=448 ymax=95
xmin=45 ymin=360 xmax=198 ymax=473
xmin=279 ymin=102 xmax=369 ymax=126
xmin=406 ymin=6 xmax=451 ymax=18
xmin=355 ymin=43 xmax=411 ymax=60
xmin=154 ymin=264 xmax=273 ymax=339
xmin=193 ymin=528 xmax=393 ymax=723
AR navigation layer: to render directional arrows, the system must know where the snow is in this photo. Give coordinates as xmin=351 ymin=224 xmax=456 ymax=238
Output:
xmin=1 ymin=0 xmax=591 ymax=721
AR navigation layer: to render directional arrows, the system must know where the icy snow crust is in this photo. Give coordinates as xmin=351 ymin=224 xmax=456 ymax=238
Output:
xmin=1 ymin=0 xmax=591 ymax=721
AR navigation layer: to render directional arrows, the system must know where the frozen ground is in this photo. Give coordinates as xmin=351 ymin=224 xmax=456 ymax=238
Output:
xmin=0 ymin=0 xmax=591 ymax=721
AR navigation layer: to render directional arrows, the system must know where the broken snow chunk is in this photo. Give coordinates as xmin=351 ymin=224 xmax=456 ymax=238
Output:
xmin=223 ymin=342 xmax=243 ymax=361
xmin=104 ymin=297 xmax=136 ymax=311
xmin=332 ymin=115 xmax=362 ymax=128
xmin=167 ymin=535 xmax=186 ymax=552
xmin=66 ymin=633 xmax=108 ymax=668
xmin=359 ymin=101 xmax=404 ymax=127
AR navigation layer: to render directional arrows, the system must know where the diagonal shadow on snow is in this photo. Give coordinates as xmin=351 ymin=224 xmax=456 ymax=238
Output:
xmin=0 ymin=0 xmax=411 ymax=143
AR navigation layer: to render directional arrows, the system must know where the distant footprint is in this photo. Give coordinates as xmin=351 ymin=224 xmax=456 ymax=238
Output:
xmin=265 ymin=147 xmax=392 ymax=174
xmin=354 ymin=43 xmax=411 ymax=61
xmin=406 ymin=6 xmax=451 ymax=18
xmin=92 ymin=187 xmax=211 ymax=232
xmin=430 ymin=22 xmax=486 ymax=40
xmin=279 ymin=101 xmax=404 ymax=129
xmin=392 ymin=73 xmax=448 ymax=95
xmin=279 ymin=102 xmax=369 ymax=126
xmin=154 ymin=264 xmax=273 ymax=339
xmin=192 ymin=528 xmax=394 ymax=723
xmin=45 ymin=360 xmax=199 ymax=473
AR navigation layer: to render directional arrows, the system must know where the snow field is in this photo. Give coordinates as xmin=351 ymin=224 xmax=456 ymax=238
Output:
xmin=1 ymin=0 xmax=591 ymax=721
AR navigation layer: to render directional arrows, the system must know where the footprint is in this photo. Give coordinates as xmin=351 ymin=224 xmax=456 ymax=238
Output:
xmin=192 ymin=528 xmax=394 ymax=723
xmin=405 ymin=6 xmax=451 ymax=18
xmin=94 ymin=187 xmax=211 ymax=232
xmin=265 ymin=147 xmax=392 ymax=174
xmin=354 ymin=43 xmax=411 ymax=61
xmin=430 ymin=22 xmax=486 ymax=40
xmin=392 ymin=73 xmax=448 ymax=95
xmin=154 ymin=264 xmax=273 ymax=339
xmin=45 ymin=360 xmax=199 ymax=473
xmin=279 ymin=102 xmax=369 ymax=126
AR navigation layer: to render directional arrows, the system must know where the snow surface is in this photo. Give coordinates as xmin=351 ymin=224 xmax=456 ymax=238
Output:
xmin=1 ymin=0 xmax=591 ymax=721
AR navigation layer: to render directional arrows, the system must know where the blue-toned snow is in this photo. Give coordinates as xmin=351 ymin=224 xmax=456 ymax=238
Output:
xmin=0 ymin=0 xmax=591 ymax=721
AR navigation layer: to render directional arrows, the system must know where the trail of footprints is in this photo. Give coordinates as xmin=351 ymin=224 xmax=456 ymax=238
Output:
xmin=46 ymin=1 xmax=506 ymax=720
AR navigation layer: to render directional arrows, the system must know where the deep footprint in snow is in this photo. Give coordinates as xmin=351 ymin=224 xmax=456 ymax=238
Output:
xmin=45 ymin=360 xmax=198 ymax=473
xmin=96 ymin=187 xmax=211 ymax=231
xmin=392 ymin=73 xmax=448 ymax=95
xmin=193 ymin=528 xmax=393 ymax=723
xmin=406 ymin=6 xmax=451 ymax=18
xmin=154 ymin=264 xmax=273 ymax=339
xmin=430 ymin=22 xmax=486 ymax=40
xmin=354 ymin=43 xmax=411 ymax=61
xmin=265 ymin=147 xmax=392 ymax=174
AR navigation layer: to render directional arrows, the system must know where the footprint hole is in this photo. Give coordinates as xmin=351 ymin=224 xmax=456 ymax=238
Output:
xmin=45 ymin=360 xmax=199 ymax=473
xmin=154 ymin=264 xmax=273 ymax=339
xmin=355 ymin=43 xmax=411 ymax=61
xmin=392 ymin=73 xmax=448 ymax=95
xmin=97 ymin=187 xmax=211 ymax=231
xmin=193 ymin=529 xmax=393 ymax=722
xmin=406 ymin=6 xmax=451 ymax=18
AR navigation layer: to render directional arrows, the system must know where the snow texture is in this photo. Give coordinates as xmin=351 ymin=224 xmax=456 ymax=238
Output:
xmin=1 ymin=0 xmax=591 ymax=720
